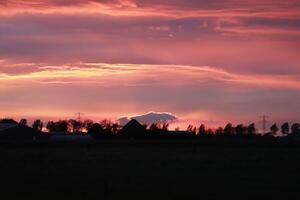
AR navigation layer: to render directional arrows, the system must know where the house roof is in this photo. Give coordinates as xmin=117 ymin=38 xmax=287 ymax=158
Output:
xmin=121 ymin=119 xmax=146 ymax=137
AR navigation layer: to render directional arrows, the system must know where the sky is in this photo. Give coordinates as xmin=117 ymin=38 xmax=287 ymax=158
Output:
xmin=0 ymin=0 xmax=300 ymax=128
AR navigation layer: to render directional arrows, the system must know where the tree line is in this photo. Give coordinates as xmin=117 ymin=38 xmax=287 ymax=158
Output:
xmin=1 ymin=118 xmax=300 ymax=137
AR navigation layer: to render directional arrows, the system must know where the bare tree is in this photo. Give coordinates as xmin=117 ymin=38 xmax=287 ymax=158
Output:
xmin=46 ymin=120 xmax=69 ymax=133
xmin=68 ymin=119 xmax=83 ymax=133
xmin=83 ymin=119 xmax=94 ymax=132
xmin=100 ymin=119 xmax=110 ymax=134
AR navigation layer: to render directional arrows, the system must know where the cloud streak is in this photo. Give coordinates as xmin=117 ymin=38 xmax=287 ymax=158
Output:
xmin=1 ymin=5 xmax=299 ymax=75
xmin=0 ymin=63 xmax=300 ymax=90
xmin=1 ymin=0 xmax=300 ymax=18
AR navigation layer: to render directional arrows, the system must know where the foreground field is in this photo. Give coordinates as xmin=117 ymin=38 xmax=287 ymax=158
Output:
xmin=0 ymin=139 xmax=299 ymax=199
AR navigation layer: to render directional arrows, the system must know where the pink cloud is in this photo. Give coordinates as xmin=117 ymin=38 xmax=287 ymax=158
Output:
xmin=1 ymin=0 xmax=300 ymax=19
xmin=0 ymin=62 xmax=300 ymax=89
xmin=0 ymin=62 xmax=299 ymax=128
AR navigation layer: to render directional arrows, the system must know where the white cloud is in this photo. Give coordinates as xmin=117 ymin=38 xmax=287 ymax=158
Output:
xmin=118 ymin=111 xmax=177 ymax=125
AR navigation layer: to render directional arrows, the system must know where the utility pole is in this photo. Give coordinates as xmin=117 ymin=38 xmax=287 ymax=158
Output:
xmin=75 ymin=112 xmax=84 ymax=123
xmin=260 ymin=115 xmax=269 ymax=134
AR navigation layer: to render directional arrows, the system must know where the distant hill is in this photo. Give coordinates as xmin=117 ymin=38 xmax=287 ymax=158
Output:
xmin=0 ymin=125 xmax=41 ymax=140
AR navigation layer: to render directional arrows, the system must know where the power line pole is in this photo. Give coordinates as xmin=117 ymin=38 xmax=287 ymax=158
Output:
xmin=260 ymin=115 xmax=269 ymax=134
xmin=75 ymin=112 xmax=84 ymax=123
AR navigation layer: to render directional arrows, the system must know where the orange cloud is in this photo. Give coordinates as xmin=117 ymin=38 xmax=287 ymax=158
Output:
xmin=0 ymin=63 xmax=300 ymax=90
xmin=1 ymin=0 xmax=300 ymax=19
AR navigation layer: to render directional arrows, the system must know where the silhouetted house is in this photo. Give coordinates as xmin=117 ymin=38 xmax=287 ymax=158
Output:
xmin=0 ymin=119 xmax=18 ymax=131
xmin=119 ymin=119 xmax=147 ymax=138
xmin=0 ymin=125 xmax=41 ymax=140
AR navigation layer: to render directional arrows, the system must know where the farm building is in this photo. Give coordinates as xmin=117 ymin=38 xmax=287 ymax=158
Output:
xmin=119 ymin=119 xmax=147 ymax=138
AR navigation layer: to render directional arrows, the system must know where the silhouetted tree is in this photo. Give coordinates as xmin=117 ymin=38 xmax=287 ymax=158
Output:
xmin=19 ymin=118 xmax=27 ymax=126
xmin=198 ymin=124 xmax=206 ymax=135
xmin=83 ymin=119 xmax=94 ymax=132
xmin=270 ymin=123 xmax=279 ymax=135
xmin=112 ymin=123 xmax=119 ymax=134
xmin=46 ymin=121 xmax=54 ymax=132
xmin=46 ymin=120 xmax=69 ymax=133
xmin=68 ymin=119 xmax=83 ymax=133
xmin=291 ymin=123 xmax=300 ymax=135
xmin=149 ymin=123 xmax=159 ymax=131
xmin=148 ymin=122 xmax=169 ymax=135
xmin=101 ymin=119 xmax=113 ymax=134
xmin=281 ymin=122 xmax=290 ymax=135
xmin=247 ymin=123 xmax=256 ymax=135
xmin=88 ymin=123 xmax=105 ymax=138
xmin=236 ymin=124 xmax=247 ymax=135
xmin=187 ymin=125 xmax=196 ymax=134
xmin=207 ymin=128 xmax=214 ymax=135
xmin=224 ymin=123 xmax=234 ymax=135
xmin=32 ymin=119 xmax=43 ymax=131
xmin=215 ymin=127 xmax=224 ymax=135
xmin=143 ymin=124 xmax=148 ymax=129
xmin=161 ymin=123 xmax=169 ymax=131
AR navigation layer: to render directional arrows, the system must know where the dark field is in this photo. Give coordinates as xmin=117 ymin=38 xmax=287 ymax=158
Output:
xmin=1 ymin=139 xmax=300 ymax=200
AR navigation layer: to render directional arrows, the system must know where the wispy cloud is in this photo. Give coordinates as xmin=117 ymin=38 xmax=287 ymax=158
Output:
xmin=1 ymin=0 xmax=300 ymax=18
xmin=0 ymin=63 xmax=299 ymax=90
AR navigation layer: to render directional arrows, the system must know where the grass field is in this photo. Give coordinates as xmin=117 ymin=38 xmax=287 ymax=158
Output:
xmin=0 ymin=139 xmax=300 ymax=199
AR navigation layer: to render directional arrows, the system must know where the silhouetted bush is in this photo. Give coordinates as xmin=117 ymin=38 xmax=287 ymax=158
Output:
xmin=291 ymin=123 xmax=300 ymax=135
xmin=32 ymin=119 xmax=43 ymax=132
xmin=281 ymin=122 xmax=290 ymax=135
xmin=88 ymin=123 xmax=105 ymax=139
xmin=46 ymin=120 xmax=69 ymax=133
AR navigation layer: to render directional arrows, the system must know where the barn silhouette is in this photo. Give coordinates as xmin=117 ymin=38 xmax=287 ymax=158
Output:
xmin=119 ymin=119 xmax=147 ymax=138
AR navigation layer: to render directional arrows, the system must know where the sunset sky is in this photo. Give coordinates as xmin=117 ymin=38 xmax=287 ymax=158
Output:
xmin=0 ymin=0 xmax=300 ymax=128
